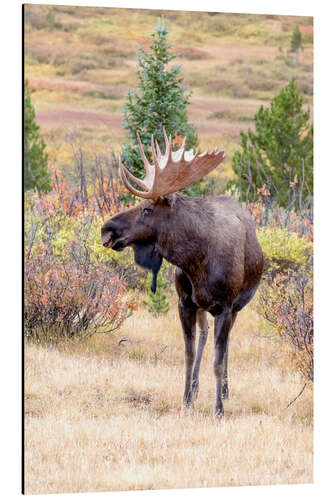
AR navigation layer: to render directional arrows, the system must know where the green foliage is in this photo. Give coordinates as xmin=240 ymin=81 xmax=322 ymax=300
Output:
xmin=230 ymin=78 xmax=313 ymax=210
xmin=257 ymin=226 xmax=313 ymax=273
xmin=122 ymin=17 xmax=198 ymax=180
xmin=290 ymin=26 xmax=302 ymax=53
xmin=24 ymin=81 xmax=51 ymax=194
xmin=182 ymin=176 xmax=218 ymax=197
xmin=46 ymin=7 xmax=55 ymax=30
xmin=143 ymin=272 xmax=170 ymax=316
xmin=25 ymin=203 xmax=147 ymax=284
xmin=290 ymin=26 xmax=303 ymax=65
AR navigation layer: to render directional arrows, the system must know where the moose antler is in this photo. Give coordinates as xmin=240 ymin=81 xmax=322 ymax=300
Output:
xmin=119 ymin=128 xmax=225 ymax=200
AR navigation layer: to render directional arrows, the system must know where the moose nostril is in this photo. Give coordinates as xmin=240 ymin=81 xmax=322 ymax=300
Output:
xmin=101 ymin=229 xmax=113 ymax=246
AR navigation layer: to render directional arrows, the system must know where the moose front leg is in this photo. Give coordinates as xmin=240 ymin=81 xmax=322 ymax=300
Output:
xmin=178 ymin=298 xmax=198 ymax=408
xmin=214 ymin=307 xmax=233 ymax=418
xmin=191 ymin=309 xmax=208 ymax=401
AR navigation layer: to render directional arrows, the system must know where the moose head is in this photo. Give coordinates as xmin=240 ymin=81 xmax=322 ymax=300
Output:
xmin=101 ymin=128 xmax=225 ymax=291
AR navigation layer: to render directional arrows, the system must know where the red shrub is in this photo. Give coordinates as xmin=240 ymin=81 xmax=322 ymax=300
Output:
xmin=24 ymin=246 xmax=134 ymax=343
xmin=259 ymin=270 xmax=313 ymax=384
xmin=35 ymin=167 xmax=127 ymax=219
xmin=245 ymin=184 xmax=313 ymax=242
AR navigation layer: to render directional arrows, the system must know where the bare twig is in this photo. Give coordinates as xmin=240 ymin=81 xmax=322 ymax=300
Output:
xmin=156 ymin=345 xmax=168 ymax=357
xmin=118 ymin=338 xmax=132 ymax=346
xmin=286 ymin=383 xmax=307 ymax=409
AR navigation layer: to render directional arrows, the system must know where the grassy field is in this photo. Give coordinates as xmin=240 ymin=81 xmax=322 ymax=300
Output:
xmin=24 ymin=296 xmax=313 ymax=494
xmin=24 ymin=6 xmax=313 ymax=495
xmin=24 ymin=5 xmax=313 ymax=182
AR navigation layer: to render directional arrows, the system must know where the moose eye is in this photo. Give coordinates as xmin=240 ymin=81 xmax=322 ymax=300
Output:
xmin=142 ymin=207 xmax=152 ymax=217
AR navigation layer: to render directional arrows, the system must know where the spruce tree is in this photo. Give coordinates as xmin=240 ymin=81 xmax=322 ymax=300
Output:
xmin=122 ymin=18 xmax=197 ymax=182
xmin=143 ymin=272 xmax=170 ymax=317
xmin=24 ymin=81 xmax=51 ymax=193
xmin=230 ymin=78 xmax=313 ymax=210
xmin=290 ymin=26 xmax=303 ymax=65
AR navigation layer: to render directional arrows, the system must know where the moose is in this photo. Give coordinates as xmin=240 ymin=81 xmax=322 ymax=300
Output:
xmin=101 ymin=129 xmax=264 ymax=417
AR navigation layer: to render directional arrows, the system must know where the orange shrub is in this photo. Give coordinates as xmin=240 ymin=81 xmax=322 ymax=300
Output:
xmin=258 ymin=270 xmax=313 ymax=384
xmin=245 ymin=184 xmax=313 ymax=242
xmin=24 ymin=246 xmax=134 ymax=343
xmin=35 ymin=167 xmax=127 ymax=219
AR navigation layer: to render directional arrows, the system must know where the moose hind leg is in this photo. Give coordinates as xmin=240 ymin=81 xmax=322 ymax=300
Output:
xmin=221 ymin=311 xmax=238 ymax=400
xmin=178 ymin=298 xmax=198 ymax=408
xmin=221 ymin=335 xmax=230 ymax=400
xmin=214 ymin=307 xmax=233 ymax=417
xmin=191 ymin=309 xmax=208 ymax=401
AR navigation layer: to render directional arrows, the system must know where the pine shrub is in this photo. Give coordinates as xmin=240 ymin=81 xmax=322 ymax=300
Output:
xmin=121 ymin=18 xmax=197 ymax=182
xmin=143 ymin=272 xmax=170 ymax=317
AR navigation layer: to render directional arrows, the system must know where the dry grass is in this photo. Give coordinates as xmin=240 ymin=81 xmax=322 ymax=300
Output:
xmin=24 ymin=8 xmax=313 ymax=492
xmin=24 ymin=297 xmax=313 ymax=494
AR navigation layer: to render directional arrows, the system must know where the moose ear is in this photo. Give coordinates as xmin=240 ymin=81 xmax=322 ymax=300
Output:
xmin=159 ymin=193 xmax=176 ymax=208
xmin=132 ymin=243 xmax=163 ymax=294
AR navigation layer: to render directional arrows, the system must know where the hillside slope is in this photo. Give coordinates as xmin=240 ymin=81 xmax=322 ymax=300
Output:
xmin=24 ymin=5 xmax=313 ymax=180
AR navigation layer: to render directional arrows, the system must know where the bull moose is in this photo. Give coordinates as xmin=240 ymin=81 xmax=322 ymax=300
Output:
xmin=101 ymin=129 xmax=264 ymax=417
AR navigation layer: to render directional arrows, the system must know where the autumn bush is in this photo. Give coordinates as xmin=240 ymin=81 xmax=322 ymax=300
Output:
xmin=45 ymin=151 xmax=125 ymax=219
xmin=24 ymin=246 xmax=132 ymax=343
xmin=243 ymin=184 xmax=314 ymax=385
xmin=24 ymin=163 xmax=139 ymax=344
xmin=257 ymin=226 xmax=312 ymax=276
xmin=258 ymin=269 xmax=313 ymax=384
xmin=230 ymin=177 xmax=314 ymax=385
xmin=244 ymin=181 xmax=313 ymax=240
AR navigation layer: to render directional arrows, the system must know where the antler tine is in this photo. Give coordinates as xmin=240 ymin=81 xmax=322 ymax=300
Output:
xmin=136 ymin=132 xmax=151 ymax=175
xmin=119 ymin=128 xmax=225 ymax=200
xmin=151 ymin=134 xmax=161 ymax=172
xmin=155 ymin=139 xmax=162 ymax=160
xmin=118 ymin=157 xmax=152 ymax=199
xmin=174 ymin=135 xmax=187 ymax=162
xmin=180 ymin=135 xmax=187 ymax=151
xmin=120 ymin=162 xmax=149 ymax=191
xmin=185 ymin=147 xmax=196 ymax=161
xmin=162 ymin=127 xmax=168 ymax=149
xmin=162 ymin=127 xmax=172 ymax=161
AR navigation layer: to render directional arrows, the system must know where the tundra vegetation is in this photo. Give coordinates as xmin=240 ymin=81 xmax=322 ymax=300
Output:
xmin=24 ymin=80 xmax=51 ymax=193
xmin=24 ymin=5 xmax=313 ymax=494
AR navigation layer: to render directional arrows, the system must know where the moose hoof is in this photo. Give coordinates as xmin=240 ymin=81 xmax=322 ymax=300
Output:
xmin=181 ymin=404 xmax=194 ymax=416
xmin=182 ymin=393 xmax=194 ymax=409
xmin=214 ymin=406 xmax=224 ymax=419
xmin=191 ymin=379 xmax=199 ymax=401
